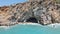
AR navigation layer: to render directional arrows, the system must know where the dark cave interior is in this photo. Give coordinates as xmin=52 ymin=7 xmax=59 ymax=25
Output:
xmin=26 ymin=17 xmax=38 ymax=23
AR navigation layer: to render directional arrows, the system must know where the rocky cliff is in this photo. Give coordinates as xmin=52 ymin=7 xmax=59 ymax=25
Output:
xmin=0 ymin=0 xmax=60 ymax=26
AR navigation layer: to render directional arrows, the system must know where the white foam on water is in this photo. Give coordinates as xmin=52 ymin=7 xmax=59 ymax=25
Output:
xmin=47 ymin=23 xmax=60 ymax=28
xmin=18 ymin=23 xmax=41 ymax=26
xmin=0 ymin=23 xmax=60 ymax=29
xmin=18 ymin=23 xmax=60 ymax=28
xmin=0 ymin=26 xmax=10 ymax=30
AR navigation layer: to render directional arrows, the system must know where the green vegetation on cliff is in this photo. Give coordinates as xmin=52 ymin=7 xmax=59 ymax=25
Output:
xmin=56 ymin=0 xmax=60 ymax=3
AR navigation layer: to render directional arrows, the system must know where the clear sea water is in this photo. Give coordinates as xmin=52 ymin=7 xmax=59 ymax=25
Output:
xmin=0 ymin=23 xmax=60 ymax=34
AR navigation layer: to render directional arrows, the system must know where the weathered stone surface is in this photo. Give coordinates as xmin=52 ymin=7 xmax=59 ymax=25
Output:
xmin=0 ymin=0 xmax=60 ymax=26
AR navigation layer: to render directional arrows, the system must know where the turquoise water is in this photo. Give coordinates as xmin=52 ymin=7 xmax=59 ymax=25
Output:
xmin=0 ymin=24 xmax=60 ymax=34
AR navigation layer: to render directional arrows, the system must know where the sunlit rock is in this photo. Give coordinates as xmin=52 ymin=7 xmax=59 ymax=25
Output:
xmin=0 ymin=0 xmax=60 ymax=26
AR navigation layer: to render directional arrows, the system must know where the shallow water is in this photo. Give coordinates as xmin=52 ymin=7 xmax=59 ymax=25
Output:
xmin=0 ymin=23 xmax=60 ymax=34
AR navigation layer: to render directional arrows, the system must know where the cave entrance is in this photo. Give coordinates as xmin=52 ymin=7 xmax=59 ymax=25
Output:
xmin=26 ymin=17 xmax=38 ymax=23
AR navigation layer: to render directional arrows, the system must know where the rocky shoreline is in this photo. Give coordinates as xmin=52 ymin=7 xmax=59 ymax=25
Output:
xmin=0 ymin=0 xmax=60 ymax=26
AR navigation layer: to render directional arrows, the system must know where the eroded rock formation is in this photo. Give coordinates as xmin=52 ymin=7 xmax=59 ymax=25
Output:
xmin=0 ymin=0 xmax=60 ymax=26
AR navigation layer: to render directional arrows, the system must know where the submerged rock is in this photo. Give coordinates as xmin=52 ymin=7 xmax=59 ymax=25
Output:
xmin=0 ymin=0 xmax=60 ymax=26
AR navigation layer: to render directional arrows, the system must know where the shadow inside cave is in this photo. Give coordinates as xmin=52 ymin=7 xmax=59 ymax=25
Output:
xmin=26 ymin=17 xmax=38 ymax=23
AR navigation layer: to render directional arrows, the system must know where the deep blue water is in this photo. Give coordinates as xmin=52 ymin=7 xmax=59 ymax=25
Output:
xmin=0 ymin=24 xmax=60 ymax=34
